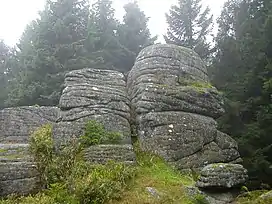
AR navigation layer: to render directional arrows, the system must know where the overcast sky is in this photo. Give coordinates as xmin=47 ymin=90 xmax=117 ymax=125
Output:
xmin=0 ymin=0 xmax=226 ymax=46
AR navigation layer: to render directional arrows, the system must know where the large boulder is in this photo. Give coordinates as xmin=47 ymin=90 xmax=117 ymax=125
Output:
xmin=128 ymin=44 xmax=224 ymax=119
xmin=128 ymin=44 xmax=241 ymax=169
xmin=54 ymin=68 xmax=135 ymax=163
xmin=196 ymin=163 xmax=248 ymax=189
xmin=0 ymin=106 xmax=59 ymax=196
xmin=0 ymin=106 xmax=59 ymax=143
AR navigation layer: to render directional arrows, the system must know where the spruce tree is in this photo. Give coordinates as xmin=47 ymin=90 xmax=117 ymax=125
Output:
xmin=0 ymin=40 xmax=11 ymax=108
xmin=89 ymin=0 xmax=125 ymax=71
xmin=164 ymin=0 xmax=213 ymax=59
xmin=213 ymin=0 xmax=272 ymax=188
xmin=7 ymin=0 xmax=92 ymax=106
xmin=117 ymin=1 xmax=157 ymax=72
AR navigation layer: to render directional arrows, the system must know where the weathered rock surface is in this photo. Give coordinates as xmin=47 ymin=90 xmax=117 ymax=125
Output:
xmin=55 ymin=68 xmax=135 ymax=162
xmin=0 ymin=106 xmax=59 ymax=196
xmin=84 ymin=144 xmax=135 ymax=164
xmin=0 ymin=144 xmax=39 ymax=196
xmin=128 ymin=44 xmax=241 ymax=169
xmin=185 ymin=186 xmax=240 ymax=204
xmin=0 ymin=106 xmax=59 ymax=143
xmin=55 ymin=68 xmax=131 ymax=142
xmin=196 ymin=163 xmax=248 ymax=189
xmin=128 ymin=44 xmax=224 ymax=119
xmin=0 ymin=44 xmax=246 ymax=197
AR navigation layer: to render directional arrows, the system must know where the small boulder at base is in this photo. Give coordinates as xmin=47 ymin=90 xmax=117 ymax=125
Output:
xmin=196 ymin=163 xmax=248 ymax=189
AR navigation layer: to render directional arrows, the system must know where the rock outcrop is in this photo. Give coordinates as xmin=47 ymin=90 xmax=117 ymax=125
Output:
xmin=54 ymin=68 xmax=135 ymax=163
xmin=127 ymin=44 xmax=241 ymax=169
xmin=0 ymin=44 xmax=246 ymax=197
xmin=0 ymin=106 xmax=59 ymax=196
xmin=188 ymin=163 xmax=248 ymax=204
xmin=0 ymin=106 xmax=59 ymax=144
xmin=196 ymin=163 xmax=248 ymax=189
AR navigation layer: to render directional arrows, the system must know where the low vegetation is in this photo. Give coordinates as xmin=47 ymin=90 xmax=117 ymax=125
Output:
xmin=80 ymin=120 xmax=122 ymax=147
xmin=1 ymin=120 xmax=267 ymax=204
xmin=109 ymin=144 xmax=196 ymax=204
xmin=236 ymin=190 xmax=272 ymax=204
xmin=0 ymin=120 xmax=209 ymax=204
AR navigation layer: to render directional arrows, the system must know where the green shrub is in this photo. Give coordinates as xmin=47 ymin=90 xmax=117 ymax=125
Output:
xmin=29 ymin=124 xmax=54 ymax=188
xmin=236 ymin=190 xmax=272 ymax=204
xmin=48 ymin=136 xmax=83 ymax=184
xmin=29 ymin=125 xmax=82 ymax=187
xmin=73 ymin=161 xmax=136 ymax=204
xmin=46 ymin=183 xmax=78 ymax=204
xmin=193 ymin=194 xmax=209 ymax=204
xmin=80 ymin=120 xmax=121 ymax=147
xmin=25 ymin=121 xmax=135 ymax=204
xmin=0 ymin=193 xmax=54 ymax=204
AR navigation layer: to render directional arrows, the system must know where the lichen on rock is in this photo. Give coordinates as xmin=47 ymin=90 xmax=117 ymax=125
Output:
xmin=128 ymin=44 xmax=242 ymax=169
xmin=196 ymin=163 xmax=248 ymax=189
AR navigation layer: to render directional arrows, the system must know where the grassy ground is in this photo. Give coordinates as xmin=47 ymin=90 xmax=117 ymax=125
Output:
xmin=109 ymin=151 xmax=195 ymax=204
xmin=0 ymin=147 xmax=198 ymax=204
xmin=1 ymin=149 xmax=270 ymax=204
xmin=1 ymin=122 xmax=270 ymax=204
xmin=235 ymin=190 xmax=272 ymax=204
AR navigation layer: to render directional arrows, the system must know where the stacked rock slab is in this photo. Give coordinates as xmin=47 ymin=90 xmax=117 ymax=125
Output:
xmin=127 ymin=44 xmax=241 ymax=169
xmin=192 ymin=163 xmax=248 ymax=204
xmin=0 ymin=106 xmax=59 ymax=196
xmin=196 ymin=163 xmax=248 ymax=189
xmin=54 ymin=68 xmax=135 ymax=164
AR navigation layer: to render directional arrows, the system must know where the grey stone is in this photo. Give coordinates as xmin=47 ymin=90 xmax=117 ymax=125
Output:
xmin=215 ymin=131 xmax=238 ymax=150
xmin=136 ymin=111 xmax=216 ymax=161
xmin=185 ymin=185 xmax=239 ymax=204
xmin=0 ymin=143 xmax=31 ymax=162
xmin=57 ymin=68 xmax=131 ymax=143
xmin=133 ymin=44 xmax=209 ymax=82
xmin=135 ymin=111 xmax=240 ymax=169
xmin=196 ymin=163 xmax=248 ymax=189
xmin=203 ymin=191 xmax=239 ymax=204
xmin=0 ymin=44 xmax=246 ymax=197
xmin=84 ymin=144 xmax=136 ymax=164
xmin=129 ymin=83 xmax=225 ymax=119
xmin=0 ymin=177 xmax=39 ymax=197
xmin=0 ymin=107 xmax=58 ymax=196
xmin=128 ymin=44 xmax=224 ymax=119
xmin=175 ymin=142 xmax=241 ymax=170
xmin=128 ymin=44 xmax=241 ymax=169
xmin=55 ymin=68 xmax=136 ymax=164
xmin=0 ymin=144 xmax=39 ymax=197
xmin=0 ymin=106 xmax=59 ymax=143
